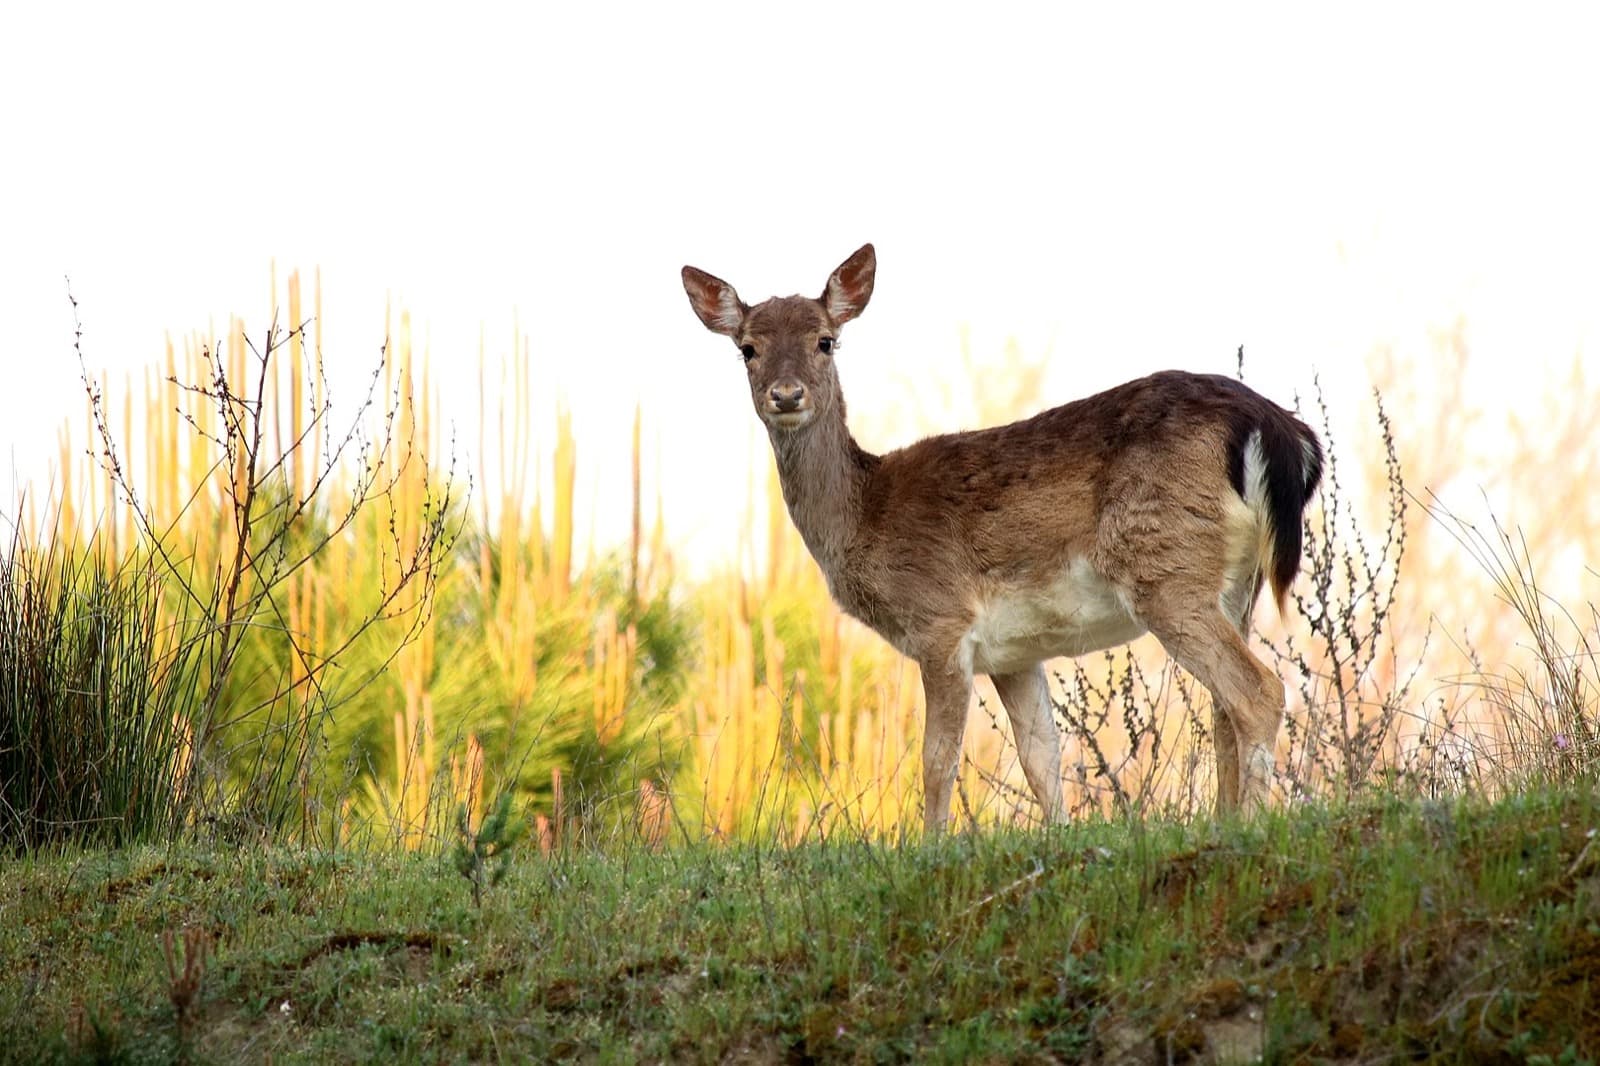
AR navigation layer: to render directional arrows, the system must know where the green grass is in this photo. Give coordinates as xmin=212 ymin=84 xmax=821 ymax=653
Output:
xmin=3 ymin=790 xmax=1599 ymax=1064
xmin=0 ymin=539 xmax=205 ymax=853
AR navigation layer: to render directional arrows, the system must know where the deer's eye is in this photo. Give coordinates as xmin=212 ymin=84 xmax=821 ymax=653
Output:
xmin=740 ymin=344 xmax=757 ymax=362
xmin=818 ymin=337 xmax=835 ymax=355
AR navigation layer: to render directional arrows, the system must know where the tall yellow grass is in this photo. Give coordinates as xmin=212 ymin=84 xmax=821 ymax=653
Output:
xmin=28 ymin=268 xmax=1597 ymax=842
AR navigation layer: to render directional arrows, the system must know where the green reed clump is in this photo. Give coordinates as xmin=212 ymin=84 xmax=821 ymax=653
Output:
xmin=0 ymin=520 xmax=205 ymax=851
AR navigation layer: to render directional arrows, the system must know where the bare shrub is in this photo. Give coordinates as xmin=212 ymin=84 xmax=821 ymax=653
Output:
xmin=69 ymin=291 xmax=464 ymax=843
xmin=1270 ymin=381 xmax=1422 ymax=801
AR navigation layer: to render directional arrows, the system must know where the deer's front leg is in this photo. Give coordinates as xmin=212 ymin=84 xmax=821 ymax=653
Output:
xmin=920 ymin=660 xmax=972 ymax=834
xmin=991 ymin=665 xmax=1065 ymax=825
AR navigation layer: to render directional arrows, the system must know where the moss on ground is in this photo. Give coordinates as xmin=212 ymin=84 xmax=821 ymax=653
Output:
xmin=2 ymin=790 xmax=1597 ymax=1063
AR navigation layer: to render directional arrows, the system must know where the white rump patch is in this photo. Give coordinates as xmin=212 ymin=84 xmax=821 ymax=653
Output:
xmin=1217 ymin=430 xmax=1277 ymax=623
xmin=1240 ymin=429 xmax=1270 ymax=511
xmin=963 ymin=557 xmax=1146 ymax=675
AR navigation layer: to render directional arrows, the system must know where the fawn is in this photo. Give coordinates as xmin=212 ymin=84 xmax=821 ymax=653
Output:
xmin=682 ymin=245 xmax=1322 ymax=831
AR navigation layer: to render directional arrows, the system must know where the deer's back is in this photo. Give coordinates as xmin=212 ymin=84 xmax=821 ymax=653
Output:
xmin=832 ymin=371 xmax=1303 ymax=662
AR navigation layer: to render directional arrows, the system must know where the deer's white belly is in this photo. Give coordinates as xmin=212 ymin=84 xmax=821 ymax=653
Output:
xmin=963 ymin=557 xmax=1146 ymax=676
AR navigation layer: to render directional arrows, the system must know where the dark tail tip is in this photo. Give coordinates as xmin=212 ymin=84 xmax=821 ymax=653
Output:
xmin=1266 ymin=421 xmax=1323 ymax=610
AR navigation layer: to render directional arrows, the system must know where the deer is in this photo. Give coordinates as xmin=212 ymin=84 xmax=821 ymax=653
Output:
xmin=681 ymin=244 xmax=1323 ymax=833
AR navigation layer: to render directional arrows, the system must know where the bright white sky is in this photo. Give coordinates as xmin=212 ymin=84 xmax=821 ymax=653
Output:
xmin=2 ymin=3 xmax=1596 ymax=573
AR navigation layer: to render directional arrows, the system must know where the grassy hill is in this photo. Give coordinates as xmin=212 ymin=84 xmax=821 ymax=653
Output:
xmin=4 ymin=788 xmax=1597 ymax=1064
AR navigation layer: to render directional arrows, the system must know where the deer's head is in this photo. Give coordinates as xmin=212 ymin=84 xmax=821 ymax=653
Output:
xmin=682 ymin=244 xmax=876 ymax=432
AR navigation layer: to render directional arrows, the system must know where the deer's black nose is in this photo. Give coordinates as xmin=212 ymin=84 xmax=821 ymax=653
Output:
xmin=770 ymin=383 xmax=807 ymax=412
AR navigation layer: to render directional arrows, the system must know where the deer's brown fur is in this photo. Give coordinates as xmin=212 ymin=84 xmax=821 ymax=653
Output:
xmin=682 ymin=244 xmax=1323 ymax=832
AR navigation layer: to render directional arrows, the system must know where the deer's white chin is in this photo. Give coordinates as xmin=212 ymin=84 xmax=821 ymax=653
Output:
xmin=763 ymin=409 xmax=814 ymax=430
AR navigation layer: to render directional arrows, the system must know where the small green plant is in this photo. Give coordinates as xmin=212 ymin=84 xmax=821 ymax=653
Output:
xmin=452 ymin=790 xmax=524 ymax=906
xmin=162 ymin=924 xmax=209 ymax=1059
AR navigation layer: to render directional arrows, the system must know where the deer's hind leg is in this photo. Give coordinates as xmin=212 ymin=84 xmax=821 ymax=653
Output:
xmin=1138 ymin=589 xmax=1283 ymax=814
xmin=1209 ymin=572 xmax=1266 ymax=812
xmin=1210 ymin=682 xmax=1242 ymax=812
xmin=1097 ymin=455 xmax=1281 ymax=815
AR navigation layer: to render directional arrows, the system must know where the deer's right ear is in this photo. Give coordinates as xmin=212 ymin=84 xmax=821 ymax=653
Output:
xmin=681 ymin=266 xmax=747 ymax=338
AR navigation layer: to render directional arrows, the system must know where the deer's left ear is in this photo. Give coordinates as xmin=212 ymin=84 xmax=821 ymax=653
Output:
xmin=822 ymin=244 xmax=875 ymax=325
xmin=682 ymin=266 xmax=747 ymax=337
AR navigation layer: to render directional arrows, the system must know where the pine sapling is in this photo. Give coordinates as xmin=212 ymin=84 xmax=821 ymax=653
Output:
xmin=453 ymin=791 xmax=523 ymax=907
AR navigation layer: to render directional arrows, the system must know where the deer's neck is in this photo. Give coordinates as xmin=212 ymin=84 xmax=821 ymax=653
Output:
xmin=768 ymin=412 xmax=877 ymax=579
